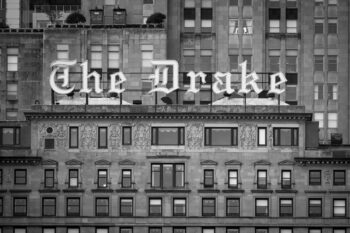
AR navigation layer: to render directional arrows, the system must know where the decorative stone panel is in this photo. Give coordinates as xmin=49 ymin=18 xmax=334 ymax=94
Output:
xmin=186 ymin=122 xmax=203 ymax=150
xmin=38 ymin=123 xmax=67 ymax=149
xmin=109 ymin=124 xmax=121 ymax=150
xmin=133 ymin=122 xmax=151 ymax=149
xmin=80 ymin=123 xmax=97 ymax=150
xmin=239 ymin=123 xmax=257 ymax=149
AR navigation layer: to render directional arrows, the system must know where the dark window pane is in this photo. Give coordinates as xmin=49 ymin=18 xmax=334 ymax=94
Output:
xmin=184 ymin=8 xmax=195 ymax=19
xmin=227 ymin=198 xmax=240 ymax=216
xmin=269 ymin=8 xmax=281 ymax=19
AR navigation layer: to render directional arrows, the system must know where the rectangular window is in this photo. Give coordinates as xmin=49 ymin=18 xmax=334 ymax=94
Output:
xmin=15 ymin=169 xmax=26 ymax=185
xmin=280 ymin=199 xmax=293 ymax=217
xmin=174 ymin=228 xmax=186 ymax=233
xmin=141 ymin=44 xmax=153 ymax=68
xmin=42 ymin=197 xmax=56 ymax=216
xmin=309 ymin=230 xmax=321 ymax=233
xmin=333 ymin=199 xmax=346 ymax=217
xmin=120 ymin=198 xmax=133 ymax=216
xmin=242 ymin=55 xmax=252 ymax=71
xmin=57 ymin=44 xmax=69 ymax=60
xmin=328 ymin=84 xmax=338 ymax=100
xmin=204 ymin=128 xmax=238 ymax=146
xmin=67 ymin=228 xmax=79 ymax=233
xmin=280 ymin=229 xmax=292 ymax=233
xmin=7 ymin=48 xmax=18 ymax=71
xmin=151 ymin=127 xmax=185 ymax=146
xmin=0 ymin=197 xmax=2 ymax=216
xmin=13 ymin=197 xmax=27 ymax=216
xmin=1 ymin=127 xmax=20 ymax=145
xmin=149 ymin=228 xmax=162 ymax=233
xmin=309 ymin=199 xmax=322 ymax=217
xmin=269 ymin=8 xmax=281 ymax=33
xmin=67 ymin=197 xmax=80 ymax=216
xmin=286 ymin=8 xmax=297 ymax=33
xmin=202 ymin=198 xmax=216 ymax=216
xmin=229 ymin=0 xmax=238 ymax=5
xmin=90 ymin=45 xmax=102 ymax=69
xmin=314 ymin=84 xmax=323 ymax=100
xmin=98 ymin=127 xmax=108 ymax=148
xmin=14 ymin=229 xmax=26 ymax=233
xmin=69 ymin=127 xmax=79 ymax=149
xmin=69 ymin=169 xmax=79 ymax=188
xmin=328 ymin=56 xmax=337 ymax=72
xmin=333 ymin=230 xmax=345 ymax=233
xmin=228 ymin=170 xmax=238 ymax=188
xmin=328 ymin=113 xmax=338 ymax=128
xmin=97 ymin=169 xmax=108 ymax=188
xmin=309 ymin=170 xmax=321 ymax=185
xmin=314 ymin=19 xmax=324 ymax=34
xmin=255 ymin=199 xmax=269 ymax=217
xmin=256 ymin=229 xmax=268 ymax=233
xmin=96 ymin=197 xmax=109 ymax=216
xmin=314 ymin=56 xmax=323 ymax=72
xmin=108 ymin=45 xmax=120 ymax=69
xmin=203 ymin=229 xmax=215 ymax=233
xmin=43 ymin=228 xmax=55 ymax=233
xmin=328 ymin=19 xmax=337 ymax=34
xmin=0 ymin=169 xmax=2 ymax=185
xmin=286 ymin=51 xmax=297 ymax=73
xmin=257 ymin=170 xmax=267 ymax=189
xmin=281 ymin=170 xmax=292 ymax=189
xmin=149 ymin=198 xmax=162 ymax=216
xmin=258 ymin=128 xmax=267 ymax=146
xmin=122 ymin=169 xmax=132 ymax=188
xmin=226 ymin=198 xmax=240 ymax=217
xmin=273 ymin=128 xmax=298 ymax=146
xmin=151 ymin=164 xmax=185 ymax=188
xmin=333 ymin=170 xmax=345 ymax=186
xmin=204 ymin=169 xmax=214 ymax=188
xmin=6 ymin=109 xmax=18 ymax=120
xmin=229 ymin=19 xmax=239 ymax=34
xmin=122 ymin=126 xmax=132 ymax=145
xmin=229 ymin=55 xmax=239 ymax=71
xmin=173 ymin=198 xmax=186 ymax=216
xmin=242 ymin=19 xmax=253 ymax=34
xmin=120 ymin=228 xmax=133 ymax=233
xmin=200 ymin=8 xmax=212 ymax=28
xmin=184 ymin=8 xmax=195 ymax=28
xmin=7 ymin=83 xmax=18 ymax=100
xmin=269 ymin=50 xmax=280 ymax=72
xmin=96 ymin=228 xmax=108 ymax=233
xmin=314 ymin=113 xmax=324 ymax=128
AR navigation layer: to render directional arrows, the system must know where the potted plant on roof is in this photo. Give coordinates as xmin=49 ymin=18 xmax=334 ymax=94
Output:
xmin=65 ymin=12 xmax=86 ymax=25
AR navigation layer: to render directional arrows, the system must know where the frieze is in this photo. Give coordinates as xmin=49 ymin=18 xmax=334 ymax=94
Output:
xmin=133 ymin=122 xmax=151 ymax=149
xmin=239 ymin=123 xmax=257 ymax=149
xmin=186 ymin=122 xmax=203 ymax=150
xmin=81 ymin=123 xmax=97 ymax=150
xmin=109 ymin=124 xmax=121 ymax=150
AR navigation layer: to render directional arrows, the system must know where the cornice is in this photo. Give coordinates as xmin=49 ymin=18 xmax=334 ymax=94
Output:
xmin=294 ymin=157 xmax=350 ymax=166
xmin=0 ymin=156 xmax=42 ymax=166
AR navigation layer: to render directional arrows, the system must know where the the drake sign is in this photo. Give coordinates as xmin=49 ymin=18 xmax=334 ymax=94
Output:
xmin=50 ymin=60 xmax=287 ymax=96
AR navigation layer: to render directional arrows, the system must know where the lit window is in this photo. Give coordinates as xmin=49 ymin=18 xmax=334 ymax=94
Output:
xmin=279 ymin=199 xmax=293 ymax=217
xmin=96 ymin=197 xmax=109 ymax=216
xmin=108 ymin=45 xmax=120 ymax=69
xmin=14 ymin=169 xmax=26 ymax=185
xmin=226 ymin=198 xmax=240 ymax=217
xmin=67 ymin=197 xmax=80 ymax=216
xmin=257 ymin=170 xmax=267 ymax=189
xmin=151 ymin=164 xmax=185 ymax=188
xmin=202 ymin=198 xmax=216 ymax=216
xmin=7 ymin=48 xmax=18 ymax=71
xmin=327 ymin=84 xmax=338 ymax=100
xmin=228 ymin=170 xmax=238 ymax=188
xmin=205 ymin=128 xmax=238 ymax=146
xmin=328 ymin=113 xmax=337 ymax=128
xmin=258 ymin=128 xmax=267 ymax=146
xmin=281 ymin=170 xmax=292 ymax=189
xmin=1 ymin=127 xmax=20 ymax=145
xmin=90 ymin=45 xmax=102 ymax=69
xmin=122 ymin=126 xmax=132 ymax=145
xmin=333 ymin=170 xmax=345 ymax=186
xmin=328 ymin=55 xmax=337 ymax=71
xmin=309 ymin=199 xmax=322 ymax=217
xmin=242 ymin=19 xmax=253 ymax=34
xmin=333 ymin=199 xmax=346 ymax=217
xmin=314 ymin=113 xmax=324 ymax=128
xmin=42 ymin=197 xmax=56 ymax=216
xmin=314 ymin=84 xmax=323 ymax=100
xmin=151 ymin=127 xmax=185 ymax=146
xmin=149 ymin=198 xmax=162 ymax=216
xmin=98 ymin=127 xmax=108 ymax=148
xmin=69 ymin=127 xmax=79 ymax=148
xmin=57 ymin=44 xmax=69 ymax=60
xmin=97 ymin=169 xmax=108 ymax=188
xmin=120 ymin=198 xmax=133 ymax=216
xmin=68 ymin=169 xmax=79 ymax=187
xmin=255 ymin=199 xmax=269 ymax=217
xmin=204 ymin=169 xmax=214 ymax=188
xmin=173 ymin=198 xmax=186 ymax=216
xmin=14 ymin=197 xmax=27 ymax=216
xmin=229 ymin=19 xmax=239 ymax=34
xmin=273 ymin=128 xmax=298 ymax=146
xmin=309 ymin=170 xmax=321 ymax=185
xmin=141 ymin=44 xmax=153 ymax=68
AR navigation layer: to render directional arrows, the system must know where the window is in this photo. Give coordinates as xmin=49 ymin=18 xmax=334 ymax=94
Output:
xmin=281 ymin=170 xmax=292 ymax=189
xmin=227 ymin=228 xmax=239 ymax=233
xmin=255 ymin=199 xmax=269 ymax=217
xmin=328 ymin=0 xmax=337 ymax=4
xmin=257 ymin=170 xmax=267 ymax=189
xmin=314 ymin=56 xmax=323 ymax=72
xmin=269 ymin=50 xmax=280 ymax=72
xmin=243 ymin=55 xmax=252 ymax=71
xmin=309 ymin=229 xmax=321 ymax=233
xmin=314 ymin=84 xmax=323 ymax=100
xmin=333 ymin=199 xmax=346 ymax=217
xmin=229 ymin=19 xmax=239 ymax=34
xmin=184 ymin=7 xmax=195 ymax=28
xmin=0 ymin=197 xmax=3 ymax=216
xmin=258 ymin=128 xmax=267 ymax=146
xmin=122 ymin=169 xmax=132 ymax=188
xmin=280 ymin=199 xmax=293 ymax=217
xmin=14 ymin=229 xmax=26 ymax=233
xmin=57 ymin=44 xmax=69 ymax=60
xmin=286 ymin=82 xmax=297 ymax=104
xmin=68 ymin=169 xmax=79 ymax=188
xmin=43 ymin=228 xmax=55 ymax=233
xmin=328 ymin=113 xmax=338 ymax=128
xmin=280 ymin=229 xmax=292 ymax=233
xmin=309 ymin=199 xmax=322 ymax=217
xmin=69 ymin=127 xmax=78 ymax=148
xmin=67 ymin=197 xmax=80 ymax=216
xmin=90 ymin=45 xmax=102 ymax=69
xmin=226 ymin=198 xmax=240 ymax=217
xmin=151 ymin=164 xmax=185 ymax=188
xmin=203 ymin=229 xmax=215 ymax=233
xmin=228 ymin=170 xmax=238 ymax=188
xmin=309 ymin=170 xmax=321 ymax=185
xmin=204 ymin=169 xmax=214 ymax=188
xmin=151 ymin=127 xmax=185 ymax=145
xmin=333 ymin=230 xmax=345 ymax=233
xmin=286 ymin=51 xmax=297 ymax=72
xmin=328 ymin=56 xmax=337 ymax=72
xmin=229 ymin=0 xmax=238 ymax=5
xmin=1 ymin=127 xmax=20 ymax=145
xmin=7 ymin=48 xmax=18 ymax=71
xmin=242 ymin=19 xmax=253 ymax=34
xmin=13 ymin=197 xmax=27 ymax=216
xmin=328 ymin=84 xmax=338 ymax=100
xmin=149 ymin=198 xmax=162 ymax=216
xmin=286 ymin=8 xmax=297 ymax=33
xmin=333 ymin=170 xmax=345 ymax=186
xmin=67 ymin=228 xmax=79 ymax=233
xmin=173 ymin=198 xmax=186 ymax=216
xmin=120 ymin=228 xmax=133 ymax=233
xmin=269 ymin=8 xmax=280 ymax=33
xmin=15 ymin=169 xmax=26 ymax=185
xmin=202 ymin=198 xmax=216 ymax=216
xmin=141 ymin=45 xmax=153 ymax=68
xmin=96 ymin=228 xmax=108 ymax=233
xmin=314 ymin=19 xmax=324 ymax=34
xmin=201 ymin=1 xmax=212 ymax=28
xmin=174 ymin=228 xmax=186 ymax=233
xmin=98 ymin=127 xmax=108 ymax=148
xmin=120 ymin=198 xmax=133 ymax=216
xmin=97 ymin=169 xmax=108 ymax=188
xmin=122 ymin=126 xmax=132 ymax=145
xmin=328 ymin=19 xmax=337 ymax=34
xmin=229 ymin=55 xmax=239 ymax=71
xmin=273 ymin=128 xmax=298 ymax=146
xmin=149 ymin=228 xmax=162 ymax=233
xmin=6 ymin=109 xmax=18 ymax=120
xmin=314 ymin=113 xmax=324 ymax=128
xmin=108 ymin=45 xmax=120 ymax=69
xmin=42 ymin=197 xmax=56 ymax=216
xmin=96 ymin=197 xmax=109 ymax=216
xmin=204 ymin=128 xmax=238 ymax=146
xmin=7 ymin=83 xmax=18 ymax=100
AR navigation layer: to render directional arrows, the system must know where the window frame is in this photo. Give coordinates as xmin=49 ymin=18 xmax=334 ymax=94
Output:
xmin=66 ymin=197 xmax=80 ymax=217
xmin=13 ymin=197 xmax=27 ymax=216
xmin=279 ymin=198 xmax=293 ymax=217
xmin=257 ymin=170 xmax=268 ymax=189
xmin=255 ymin=198 xmax=269 ymax=217
xmin=258 ymin=127 xmax=267 ymax=146
xmin=151 ymin=163 xmax=185 ymax=189
xmin=204 ymin=127 xmax=238 ymax=146
xmin=122 ymin=126 xmax=132 ymax=145
xmin=202 ymin=198 xmax=216 ymax=216
xmin=97 ymin=169 xmax=108 ymax=188
xmin=42 ymin=197 xmax=56 ymax=216
xmin=44 ymin=169 xmax=55 ymax=188
xmin=333 ymin=199 xmax=346 ymax=217
xmin=273 ymin=128 xmax=299 ymax=146
xmin=281 ymin=170 xmax=292 ymax=189
xmin=69 ymin=126 xmax=79 ymax=149
xmin=203 ymin=169 xmax=215 ymax=188
xmin=95 ymin=197 xmax=109 ymax=216
xmin=151 ymin=127 xmax=185 ymax=146
xmin=308 ymin=198 xmax=322 ymax=217
xmin=0 ymin=197 xmax=3 ymax=216
xmin=309 ymin=170 xmax=321 ymax=186
xmin=1 ymin=127 xmax=20 ymax=146
xmin=98 ymin=127 xmax=108 ymax=149
xmin=333 ymin=170 xmax=346 ymax=186
xmin=120 ymin=197 xmax=133 ymax=217
xmin=149 ymin=197 xmax=162 ymax=217
xmin=68 ymin=169 xmax=79 ymax=188
xmin=226 ymin=198 xmax=240 ymax=217
xmin=228 ymin=169 xmax=238 ymax=189
xmin=122 ymin=169 xmax=132 ymax=188
xmin=173 ymin=198 xmax=187 ymax=216
xmin=14 ymin=169 xmax=27 ymax=185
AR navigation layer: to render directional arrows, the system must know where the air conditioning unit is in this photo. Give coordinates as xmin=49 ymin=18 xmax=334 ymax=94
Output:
xmin=331 ymin=133 xmax=342 ymax=145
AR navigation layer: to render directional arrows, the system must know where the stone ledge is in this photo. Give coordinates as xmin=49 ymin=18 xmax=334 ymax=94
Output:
xmin=145 ymin=189 xmax=191 ymax=193
xmin=91 ymin=189 xmax=114 ymax=193
xmin=304 ymin=190 xmax=327 ymax=194
xmin=115 ymin=189 xmax=138 ymax=193
xmin=275 ymin=189 xmax=298 ymax=193
xmin=222 ymin=189 xmax=245 ymax=193
xmin=197 ymin=189 xmax=220 ymax=193
xmin=251 ymin=189 xmax=274 ymax=193
xmin=9 ymin=189 xmax=31 ymax=193
xmin=39 ymin=189 xmax=61 ymax=193
xmin=62 ymin=189 xmax=85 ymax=193
xmin=329 ymin=190 xmax=350 ymax=194
xmin=0 ymin=189 xmax=7 ymax=193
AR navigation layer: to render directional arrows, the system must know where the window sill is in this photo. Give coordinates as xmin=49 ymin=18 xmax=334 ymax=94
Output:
xmin=222 ymin=189 xmax=245 ymax=193
xmin=9 ymin=189 xmax=31 ymax=193
xmin=145 ymin=188 xmax=191 ymax=193
xmin=39 ymin=189 xmax=60 ymax=193
xmin=91 ymin=188 xmax=113 ymax=193
xmin=62 ymin=188 xmax=85 ymax=193
xmin=251 ymin=189 xmax=273 ymax=193
xmin=198 ymin=189 xmax=220 ymax=193
xmin=115 ymin=188 xmax=138 ymax=193
xmin=275 ymin=189 xmax=298 ymax=193
xmin=304 ymin=190 xmax=327 ymax=194
xmin=151 ymin=145 xmax=185 ymax=150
